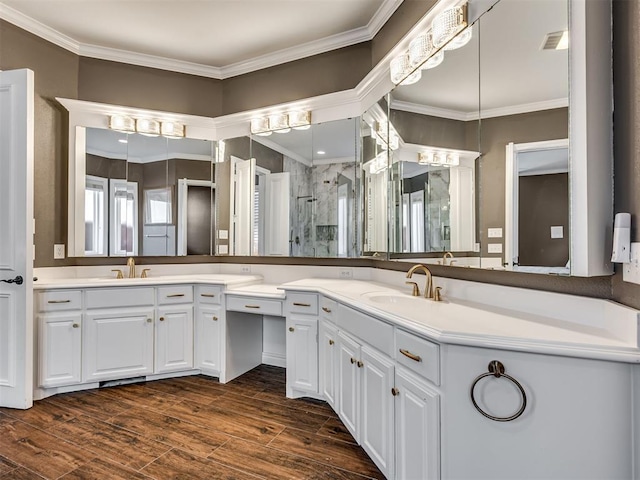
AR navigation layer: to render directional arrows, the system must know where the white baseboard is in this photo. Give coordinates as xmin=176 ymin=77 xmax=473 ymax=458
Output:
xmin=262 ymin=352 xmax=286 ymax=368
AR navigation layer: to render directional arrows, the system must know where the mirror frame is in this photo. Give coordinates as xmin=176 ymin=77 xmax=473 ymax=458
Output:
xmin=59 ymin=0 xmax=613 ymax=276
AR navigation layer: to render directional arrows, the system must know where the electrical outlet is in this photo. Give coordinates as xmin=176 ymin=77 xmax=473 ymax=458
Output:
xmin=339 ymin=268 xmax=353 ymax=279
xmin=241 ymin=265 xmax=251 ymax=274
xmin=623 ymin=242 xmax=640 ymax=285
xmin=488 ymin=228 xmax=503 ymax=238
xmin=53 ymin=244 xmax=65 ymax=259
xmin=487 ymin=243 xmax=503 ymax=254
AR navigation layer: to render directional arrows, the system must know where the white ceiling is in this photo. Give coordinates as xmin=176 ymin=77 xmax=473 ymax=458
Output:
xmin=0 ymin=0 xmax=400 ymax=78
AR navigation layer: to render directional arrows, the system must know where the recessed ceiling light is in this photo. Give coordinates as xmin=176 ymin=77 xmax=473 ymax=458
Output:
xmin=118 ymin=139 xmax=128 ymax=144
xmin=317 ymin=150 xmax=326 ymax=155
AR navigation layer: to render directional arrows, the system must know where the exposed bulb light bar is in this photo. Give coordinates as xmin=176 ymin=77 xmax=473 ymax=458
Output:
xmin=160 ymin=121 xmax=185 ymax=138
xmin=432 ymin=5 xmax=468 ymax=48
xmin=136 ymin=118 xmax=160 ymax=137
xmin=108 ymin=115 xmax=186 ymax=138
xmin=418 ymin=151 xmax=460 ymax=166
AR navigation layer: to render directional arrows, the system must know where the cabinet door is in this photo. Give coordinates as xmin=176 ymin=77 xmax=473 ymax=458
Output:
xmin=156 ymin=306 xmax=194 ymax=374
xmin=361 ymin=345 xmax=395 ymax=479
xmin=83 ymin=308 xmax=154 ymax=382
xmin=319 ymin=320 xmax=338 ymax=409
xmin=286 ymin=315 xmax=318 ymax=394
xmin=195 ymin=305 xmax=221 ymax=375
xmin=337 ymin=331 xmax=360 ymax=440
xmin=38 ymin=312 xmax=82 ymax=387
xmin=395 ymin=367 xmax=440 ymax=480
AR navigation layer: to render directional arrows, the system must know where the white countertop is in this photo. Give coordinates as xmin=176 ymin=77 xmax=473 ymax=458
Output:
xmin=33 ymin=274 xmax=263 ymax=290
xmin=225 ymin=283 xmax=286 ymax=299
xmin=281 ymin=278 xmax=640 ymax=363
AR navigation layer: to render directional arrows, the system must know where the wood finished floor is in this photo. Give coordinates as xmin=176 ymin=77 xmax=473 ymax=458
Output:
xmin=0 ymin=366 xmax=384 ymax=480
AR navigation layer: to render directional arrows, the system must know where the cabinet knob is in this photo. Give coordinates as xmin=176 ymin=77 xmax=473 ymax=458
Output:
xmin=72 ymin=323 xmax=79 ymax=329
xmin=212 ymin=316 xmax=218 ymax=321
xmin=357 ymin=360 xmax=364 ymax=368
xmin=159 ymin=316 xmax=165 ymax=322
xmin=146 ymin=318 xmax=152 ymax=323
xmin=391 ymin=387 xmax=399 ymax=396
xmin=329 ymin=339 xmax=334 ymax=345
xmin=289 ymin=327 xmax=295 ymax=332
xmin=350 ymin=357 xmax=356 ymax=364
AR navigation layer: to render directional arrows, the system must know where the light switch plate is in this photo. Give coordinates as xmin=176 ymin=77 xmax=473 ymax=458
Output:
xmin=550 ymin=226 xmax=564 ymax=239
xmin=487 ymin=243 xmax=503 ymax=254
xmin=623 ymin=242 xmax=640 ymax=285
xmin=53 ymin=244 xmax=65 ymax=259
xmin=217 ymin=245 xmax=228 ymax=255
xmin=218 ymin=230 xmax=228 ymax=240
xmin=488 ymin=228 xmax=503 ymax=238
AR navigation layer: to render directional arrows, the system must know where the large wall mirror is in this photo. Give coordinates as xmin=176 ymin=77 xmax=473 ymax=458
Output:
xmin=215 ymin=118 xmax=360 ymax=258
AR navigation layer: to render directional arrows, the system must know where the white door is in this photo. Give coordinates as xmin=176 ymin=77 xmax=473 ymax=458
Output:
xmin=286 ymin=315 xmax=318 ymax=394
xmin=230 ymin=157 xmax=255 ymax=255
xmin=263 ymin=172 xmax=290 ymax=256
xmin=195 ymin=305 xmax=221 ymax=375
xmin=0 ymin=69 xmax=34 ymax=409
xmin=156 ymin=306 xmax=194 ymax=374
xmin=337 ymin=331 xmax=360 ymax=440
xmin=319 ymin=320 xmax=338 ymax=409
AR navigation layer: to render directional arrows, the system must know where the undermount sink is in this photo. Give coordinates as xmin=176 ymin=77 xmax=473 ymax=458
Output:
xmin=361 ymin=291 xmax=420 ymax=304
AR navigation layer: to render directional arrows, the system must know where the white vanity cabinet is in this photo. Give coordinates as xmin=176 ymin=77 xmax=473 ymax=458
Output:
xmin=36 ymin=290 xmax=83 ymax=387
xmin=155 ymin=285 xmax=194 ymax=374
xmin=83 ymin=287 xmax=155 ymax=383
xmin=194 ymin=285 xmax=223 ymax=376
xmin=285 ymin=292 xmax=319 ymax=398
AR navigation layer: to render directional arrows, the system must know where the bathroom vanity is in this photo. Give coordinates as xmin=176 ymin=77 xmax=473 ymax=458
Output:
xmin=32 ymin=266 xmax=640 ymax=480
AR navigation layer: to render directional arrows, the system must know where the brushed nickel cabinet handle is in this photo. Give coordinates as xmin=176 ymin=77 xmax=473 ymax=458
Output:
xmin=400 ymin=348 xmax=422 ymax=362
xmin=212 ymin=316 xmax=218 ymax=321
xmin=350 ymin=357 xmax=356 ymax=364
xmin=329 ymin=339 xmax=335 ymax=345
xmin=245 ymin=305 xmax=260 ymax=309
xmin=146 ymin=318 xmax=152 ymax=323
xmin=391 ymin=387 xmax=399 ymax=396
xmin=166 ymin=293 xmax=185 ymax=298
xmin=322 ymin=307 xmax=332 ymax=313
xmin=201 ymin=293 xmax=216 ymax=298
xmin=159 ymin=316 xmax=165 ymax=321
xmin=289 ymin=327 xmax=295 ymax=332
xmin=357 ymin=360 xmax=364 ymax=368
xmin=293 ymin=302 xmax=311 ymax=307
xmin=48 ymin=299 xmax=71 ymax=304
xmin=72 ymin=323 xmax=79 ymax=328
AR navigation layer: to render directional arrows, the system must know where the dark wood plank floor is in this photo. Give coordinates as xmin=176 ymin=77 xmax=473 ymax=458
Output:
xmin=0 ymin=366 xmax=384 ymax=480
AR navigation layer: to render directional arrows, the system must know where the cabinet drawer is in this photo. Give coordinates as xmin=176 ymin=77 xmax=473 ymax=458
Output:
xmin=320 ymin=297 xmax=337 ymax=321
xmin=286 ymin=293 xmax=318 ymax=315
xmin=158 ymin=285 xmax=194 ymax=305
xmin=37 ymin=290 xmax=82 ymax=312
xmin=395 ymin=329 xmax=440 ymax=385
xmin=336 ymin=304 xmax=393 ymax=357
xmin=85 ymin=288 xmax=154 ymax=309
xmin=226 ymin=296 xmax=283 ymax=316
xmin=196 ymin=285 xmax=223 ymax=305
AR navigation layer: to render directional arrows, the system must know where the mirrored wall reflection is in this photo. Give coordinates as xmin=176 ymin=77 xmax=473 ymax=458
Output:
xmin=218 ymin=118 xmax=360 ymax=258
xmin=386 ymin=1 xmax=480 ymax=265
xmin=477 ymin=0 xmax=569 ymax=273
xmin=83 ymin=127 xmax=215 ymax=257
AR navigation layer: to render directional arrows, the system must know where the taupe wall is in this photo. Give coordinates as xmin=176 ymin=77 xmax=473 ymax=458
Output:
xmin=518 ymin=173 xmax=569 ymax=267
xmin=611 ymin=0 xmax=640 ymax=309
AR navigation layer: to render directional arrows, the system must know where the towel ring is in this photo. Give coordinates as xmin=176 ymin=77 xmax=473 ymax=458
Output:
xmin=470 ymin=360 xmax=527 ymax=422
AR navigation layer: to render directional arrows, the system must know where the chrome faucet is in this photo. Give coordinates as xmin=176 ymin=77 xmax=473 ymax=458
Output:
xmin=406 ymin=264 xmax=434 ymax=299
xmin=127 ymin=257 xmax=136 ymax=278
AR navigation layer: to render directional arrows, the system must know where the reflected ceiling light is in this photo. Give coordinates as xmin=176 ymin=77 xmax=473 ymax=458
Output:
xmin=317 ymin=150 xmax=326 ymax=155
xmin=269 ymin=113 xmax=291 ymax=133
xmin=118 ymin=139 xmax=128 ymax=144
xmin=250 ymin=117 xmax=272 ymax=136
xmin=423 ymin=50 xmax=444 ymax=70
xmin=160 ymin=121 xmax=185 ymax=138
xmin=136 ymin=118 xmax=160 ymax=137
xmin=289 ymin=111 xmax=311 ymax=130
xmin=408 ymin=32 xmax=433 ymax=68
xmin=109 ymin=115 xmax=135 ymax=133
xmin=432 ymin=5 xmax=468 ymax=48
xmin=418 ymin=152 xmax=434 ymax=165
xmin=444 ymin=26 xmax=472 ymax=51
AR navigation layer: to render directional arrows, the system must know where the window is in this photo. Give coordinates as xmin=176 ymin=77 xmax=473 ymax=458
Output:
xmin=110 ymin=179 xmax=138 ymax=256
xmin=84 ymin=176 xmax=107 ymax=256
xmin=144 ymin=187 xmax=172 ymax=224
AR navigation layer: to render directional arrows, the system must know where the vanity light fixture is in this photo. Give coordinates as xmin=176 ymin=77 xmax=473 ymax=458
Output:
xmin=136 ymin=118 xmax=160 ymax=137
xmin=109 ymin=115 xmax=135 ymax=133
xmin=390 ymin=3 xmax=470 ymax=85
xmin=432 ymin=5 xmax=468 ymax=48
xmin=250 ymin=110 xmax=311 ymax=135
xmin=160 ymin=121 xmax=185 ymax=139
xmin=418 ymin=151 xmax=460 ymax=166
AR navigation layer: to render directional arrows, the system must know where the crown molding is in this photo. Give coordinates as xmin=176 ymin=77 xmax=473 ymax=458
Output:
xmin=1 ymin=0 xmax=402 ymax=80
xmin=0 ymin=3 xmax=79 ymax=54
xmin=390 ymin=97 xmax=570 ymax=122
